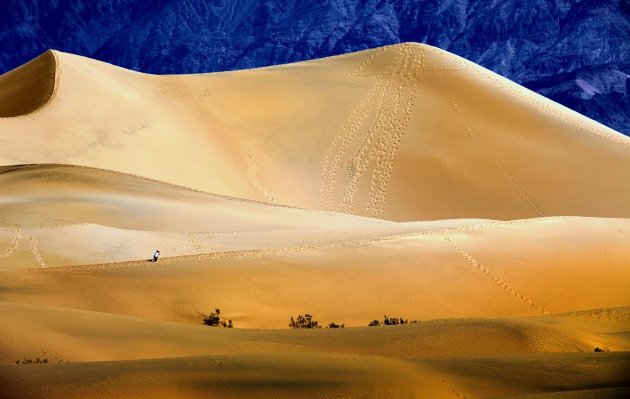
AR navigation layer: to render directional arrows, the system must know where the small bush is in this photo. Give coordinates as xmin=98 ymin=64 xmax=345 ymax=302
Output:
xmin=202 ymin=308 xmax=234 ymax=328
xmin=289 ymin=314 xmax=321 ymax=329
xmin=327 ymin=322 xmax=344 ymax=328
xmin=368 ymin=319 xmax=380 ymax=327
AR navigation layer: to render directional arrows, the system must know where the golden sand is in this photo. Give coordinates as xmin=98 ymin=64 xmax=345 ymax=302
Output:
xmin=0 ymin=43 xmax=629 ymax=398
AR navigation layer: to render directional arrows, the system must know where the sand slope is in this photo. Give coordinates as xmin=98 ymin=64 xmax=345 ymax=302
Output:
xmin=1 ymin=43 xmax=630 ymax=397
xmin=3 ymin=352 xmax=629 ymax=399
xmin=1 ymin=216 xmax=628 ymax=326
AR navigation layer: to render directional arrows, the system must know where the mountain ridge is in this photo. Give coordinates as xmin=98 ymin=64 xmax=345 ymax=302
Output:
xmin=1 ymin=33 xmax=630 ymax=399
xmin=0 ymin=0 xmax=628 ymax=135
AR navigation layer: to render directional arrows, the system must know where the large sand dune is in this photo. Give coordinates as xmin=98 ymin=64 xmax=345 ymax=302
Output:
xmin=1 ymin=43 xmax=629 ymax=397
xmin=1 ymin=43 xmax=628 ymax=220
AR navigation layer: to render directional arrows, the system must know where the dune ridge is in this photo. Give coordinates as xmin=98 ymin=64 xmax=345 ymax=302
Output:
xmin=0 ymin=50 xmax=59 ymax=118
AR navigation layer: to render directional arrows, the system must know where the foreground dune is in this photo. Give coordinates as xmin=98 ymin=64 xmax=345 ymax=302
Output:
xmin=1 ymin=301 xmax=629 ymax=398
xmin=1 ymin=43 xmax=629 ymax=397
xmin=2 ymin=352 xmax=628 ymax=399
xmin=2 ymin=301 xmax=629 ymax=363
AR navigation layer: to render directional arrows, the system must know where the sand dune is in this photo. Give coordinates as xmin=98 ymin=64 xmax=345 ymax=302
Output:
xmin=3 ymin=353 xmax=629 ymax=399
xmin=1 ymin=43 xmax=629 ymax=397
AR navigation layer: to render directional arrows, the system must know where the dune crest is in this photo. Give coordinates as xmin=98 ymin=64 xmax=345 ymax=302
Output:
xmin=0 ymin=50 xmax=59 ymax=118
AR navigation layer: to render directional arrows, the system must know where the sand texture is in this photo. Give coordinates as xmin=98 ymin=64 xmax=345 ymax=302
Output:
xmin=0 ymin=43 xmax=629 ymax=398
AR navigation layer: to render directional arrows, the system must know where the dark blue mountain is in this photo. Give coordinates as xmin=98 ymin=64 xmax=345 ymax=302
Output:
xmin=1 ymin=0 xmax=628 ymax=135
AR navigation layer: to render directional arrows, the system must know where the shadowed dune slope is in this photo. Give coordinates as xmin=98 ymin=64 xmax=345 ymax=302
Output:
xmin=0 ymin=44 xmax=628 ymax=221
xmin=1 ymin=302 xmax=629 ymax=364
xmin=1 ymin=351 xmax=628 ymax=399
xmin=1 ymin=303 xmax=629 ymax=399
xmin=0 ymin=51 xmax=57 ymax=117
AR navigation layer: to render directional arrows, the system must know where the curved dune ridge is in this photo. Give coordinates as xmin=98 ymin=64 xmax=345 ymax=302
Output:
xmin=0 ymin=50 xmax=58 ymax=117
xmin=0 ymin=43 xmax=629 ymax=398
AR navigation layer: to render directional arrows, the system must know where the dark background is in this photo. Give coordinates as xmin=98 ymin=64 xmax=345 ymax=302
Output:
xmin=1 ymin=0 xmax=628 ymax=135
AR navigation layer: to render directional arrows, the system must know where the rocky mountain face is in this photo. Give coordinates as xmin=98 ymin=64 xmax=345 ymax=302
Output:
xmin=1 ymin=0 xmax=628 ymax=135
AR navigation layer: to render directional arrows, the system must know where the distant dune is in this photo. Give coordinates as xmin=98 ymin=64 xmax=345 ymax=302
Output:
xmin=0 ymin=43 xmax=629 ymax=398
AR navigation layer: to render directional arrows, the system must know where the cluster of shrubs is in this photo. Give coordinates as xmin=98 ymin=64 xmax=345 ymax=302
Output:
xmin=594 ymin=346 xmax=610 ymax=352
xmin=202 ymin=308 xmax=233 ymax=328
xmin=16 ymin=352 xmax=69 ymax=365
xmin=15 ymin=357 xmax=69 ymax=364
xmin=289 ymin=314 xmax=345 ymax=329
xmin=16 ymin=358 xmax=48 ymax=365
xmin=288 ymin=313 xmax=421 ymax=329
xmin=202 ymin=309 xmax=420 ymax=330
xmin=368 ymin=315 xmax=419 ymax=327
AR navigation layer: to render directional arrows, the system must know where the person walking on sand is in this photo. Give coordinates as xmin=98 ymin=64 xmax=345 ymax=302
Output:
xmin=153 ymin=250 xmax=160 ymax=262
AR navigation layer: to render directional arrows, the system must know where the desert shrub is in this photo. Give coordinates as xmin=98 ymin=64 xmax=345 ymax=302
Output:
xmin=203 ymin=308 xmax=221 ymax=326
xmin=383 ymin=315 xmax=404 ymax=325
xmin=289 ymin=314 xmax=321 ymax=329
xmin=368 ymin=319 xmax=380 ymax=327
xmin=594 ymin=346 xmax=610 ymax=352
xmin=202 ymin=308 xmax=234 ymax=328
xmin=327 ymin=322 xmax=344 ymax=328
